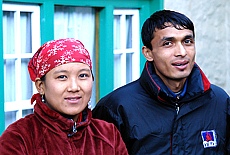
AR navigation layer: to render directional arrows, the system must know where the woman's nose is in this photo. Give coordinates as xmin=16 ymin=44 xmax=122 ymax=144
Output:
xmin=67 ymin=78 xmax=80 ymax=92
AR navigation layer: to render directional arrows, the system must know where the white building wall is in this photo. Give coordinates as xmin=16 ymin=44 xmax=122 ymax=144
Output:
xmin=164 ymin=0 xmax=230 ymax=95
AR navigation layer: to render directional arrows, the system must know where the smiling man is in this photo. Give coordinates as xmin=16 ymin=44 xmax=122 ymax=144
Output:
xmin=93 ymin=10 xmax=230 ymax=155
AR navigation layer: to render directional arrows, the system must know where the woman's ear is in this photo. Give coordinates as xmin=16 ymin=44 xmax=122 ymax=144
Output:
xmin=35 ymin=78 xmax=44 ymax=94
xmin=142 ymin=46 xmax=154 ymax=61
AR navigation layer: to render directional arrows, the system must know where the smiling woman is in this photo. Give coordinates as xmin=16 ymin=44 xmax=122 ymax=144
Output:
xmin=38 ymin=63 xmax=93 ymax=121
xmin=0 ymin=38 xmax=128 ymax=155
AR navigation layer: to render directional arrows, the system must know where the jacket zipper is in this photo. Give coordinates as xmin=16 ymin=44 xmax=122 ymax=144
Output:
xmin=175 ymin=103 xmax=179 ymax=115
xmin=67 ymin=122 xmax=77 ymax=137
xmin=175 ymin=95 xmax=180 ymax=114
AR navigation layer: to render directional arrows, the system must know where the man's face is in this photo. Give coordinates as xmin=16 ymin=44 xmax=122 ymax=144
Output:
xmin=145 ymin=25 xmax=196 ymax=85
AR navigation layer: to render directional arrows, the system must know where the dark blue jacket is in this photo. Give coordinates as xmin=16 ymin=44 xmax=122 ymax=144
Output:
xmin=93 ymin=61 xmax=230 ymax=155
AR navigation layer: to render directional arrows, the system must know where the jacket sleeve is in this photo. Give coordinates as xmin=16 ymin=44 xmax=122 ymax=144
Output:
xmin=113 ymin=125 xmax=129 ymax=155
xmin=0 ymin=128 xmax=28 ymax=155
xmin=93 ymin=97 xmax=133 ymax=153
xmin=227 ymin=97 xmax=230 ymax=154
xmin=93 ymin=95 xmax=121 ymax=127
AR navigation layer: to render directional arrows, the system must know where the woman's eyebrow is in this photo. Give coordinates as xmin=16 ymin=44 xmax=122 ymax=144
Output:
xmin=79 ymin=68 xmax=91 ymax=72
xmin=53 ymin=68 xmax=91 ymax=74
xmin=53 ymin=70 xmax=68 ymax=74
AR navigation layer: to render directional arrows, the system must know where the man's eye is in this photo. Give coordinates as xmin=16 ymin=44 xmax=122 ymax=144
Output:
xmin=184 ymin=39 xmax=193 ymax=44
xmin=163 ymin=41 xmax=172 ymax=46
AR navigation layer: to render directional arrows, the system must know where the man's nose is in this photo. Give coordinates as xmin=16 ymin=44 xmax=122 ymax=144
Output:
xmin=175 ymin=43 xmax=187 ymax=57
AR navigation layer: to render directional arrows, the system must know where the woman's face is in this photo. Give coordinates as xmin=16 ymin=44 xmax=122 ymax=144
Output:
xmin=37 ymin=62 xmax=93 ymax=120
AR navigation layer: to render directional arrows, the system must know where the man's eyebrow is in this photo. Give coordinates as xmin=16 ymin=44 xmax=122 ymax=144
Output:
xmin=159 ymin=37 xmax=174 ymax=44
xmin=184 ymin=34 xmax=194 ymax=39
xmin=161 ymin=36 xmax=174 ymax=41
xmin=160 ymin=34 xmax=194 ymax=43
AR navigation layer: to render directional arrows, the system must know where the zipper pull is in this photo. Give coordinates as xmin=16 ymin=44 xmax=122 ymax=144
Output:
xmin=72 ymin=122 xmax=77 ymax=133
xmin=176 ymin=95 xmax=180 ymax=100
xmin=68 ymin=122 xmax=77 ymax=137
xmin=175 ymin=103 xmax=179 ymax=114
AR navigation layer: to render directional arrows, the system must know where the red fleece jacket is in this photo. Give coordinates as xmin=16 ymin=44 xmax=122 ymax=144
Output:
xmin=0 ymin=94 xmax=128 ymax=155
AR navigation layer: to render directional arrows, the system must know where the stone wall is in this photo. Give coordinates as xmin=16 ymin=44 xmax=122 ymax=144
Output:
xmin=164 ymin=0 xmax=230 ymax=95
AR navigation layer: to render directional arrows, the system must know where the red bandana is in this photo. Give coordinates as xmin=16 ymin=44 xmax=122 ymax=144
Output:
xmin=28 ymin=38 xmax=92 ymax=82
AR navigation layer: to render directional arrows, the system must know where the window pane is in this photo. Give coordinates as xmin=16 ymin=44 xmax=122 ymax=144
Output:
xmin=126 ymin=53 xmax=132 ymax=83
xmin=5 ymin=111 xmax=16 ymax=128
xmin=20 ymin=12 xmax=32 ymax=54
xmin=22 ymin=109 xmax=33 ymax=117
xmin=114 ymin=54 xmax=121 ymax=88
xmin=126 ymin=15 xmax=132 ymax=49
xmin=4 ymin=59 xmax=16 ymax=102
xmin=114 ymin=15 xmax=121 ymax=50
xmin=21 ymin=58 xmax=33 ymax=100
xmin=3 ymin=11 xmax=15 ymax=54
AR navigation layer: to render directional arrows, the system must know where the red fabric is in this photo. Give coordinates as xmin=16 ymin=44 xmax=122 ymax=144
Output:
xmin=28 ymin=38 xmax=92 ymax=82
xmin=195 ymin=63 xmax=211 ymax=91
xmin=0 ymin=94 xmax=128 ymax=155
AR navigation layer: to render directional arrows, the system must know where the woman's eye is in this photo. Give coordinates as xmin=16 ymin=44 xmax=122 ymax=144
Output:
xmin=57 ymin=75 xmax=67 ymax=79
xmin=79 ymin=73 xmax=89 ymax=78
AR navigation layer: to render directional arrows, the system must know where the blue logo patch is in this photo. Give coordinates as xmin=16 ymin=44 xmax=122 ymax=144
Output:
xmin=201 ymin=130 xmax=217 ymax=148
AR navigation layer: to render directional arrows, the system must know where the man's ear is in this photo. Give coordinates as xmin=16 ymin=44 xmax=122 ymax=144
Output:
xmin=35 ymin=78 xmax=44 ymax=94
xmin=142 ymin=46 xmax=154 ymax=61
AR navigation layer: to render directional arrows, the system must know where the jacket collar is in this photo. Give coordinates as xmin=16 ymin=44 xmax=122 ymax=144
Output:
xmin=139 ymin=61 xmax=211 ymax=102
xmin=31 ymin=93 xmax=91 ymax=138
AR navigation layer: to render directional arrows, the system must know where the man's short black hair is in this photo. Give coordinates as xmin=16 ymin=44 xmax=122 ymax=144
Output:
xmin=141 ymin=10 xmax=195 ymax=50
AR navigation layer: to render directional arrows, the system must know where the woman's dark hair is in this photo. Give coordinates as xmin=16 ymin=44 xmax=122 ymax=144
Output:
xmin=40 ymin=75 xmax=46 ymax=81
xmin=141 ymin=10 xmax=195 ymax=50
